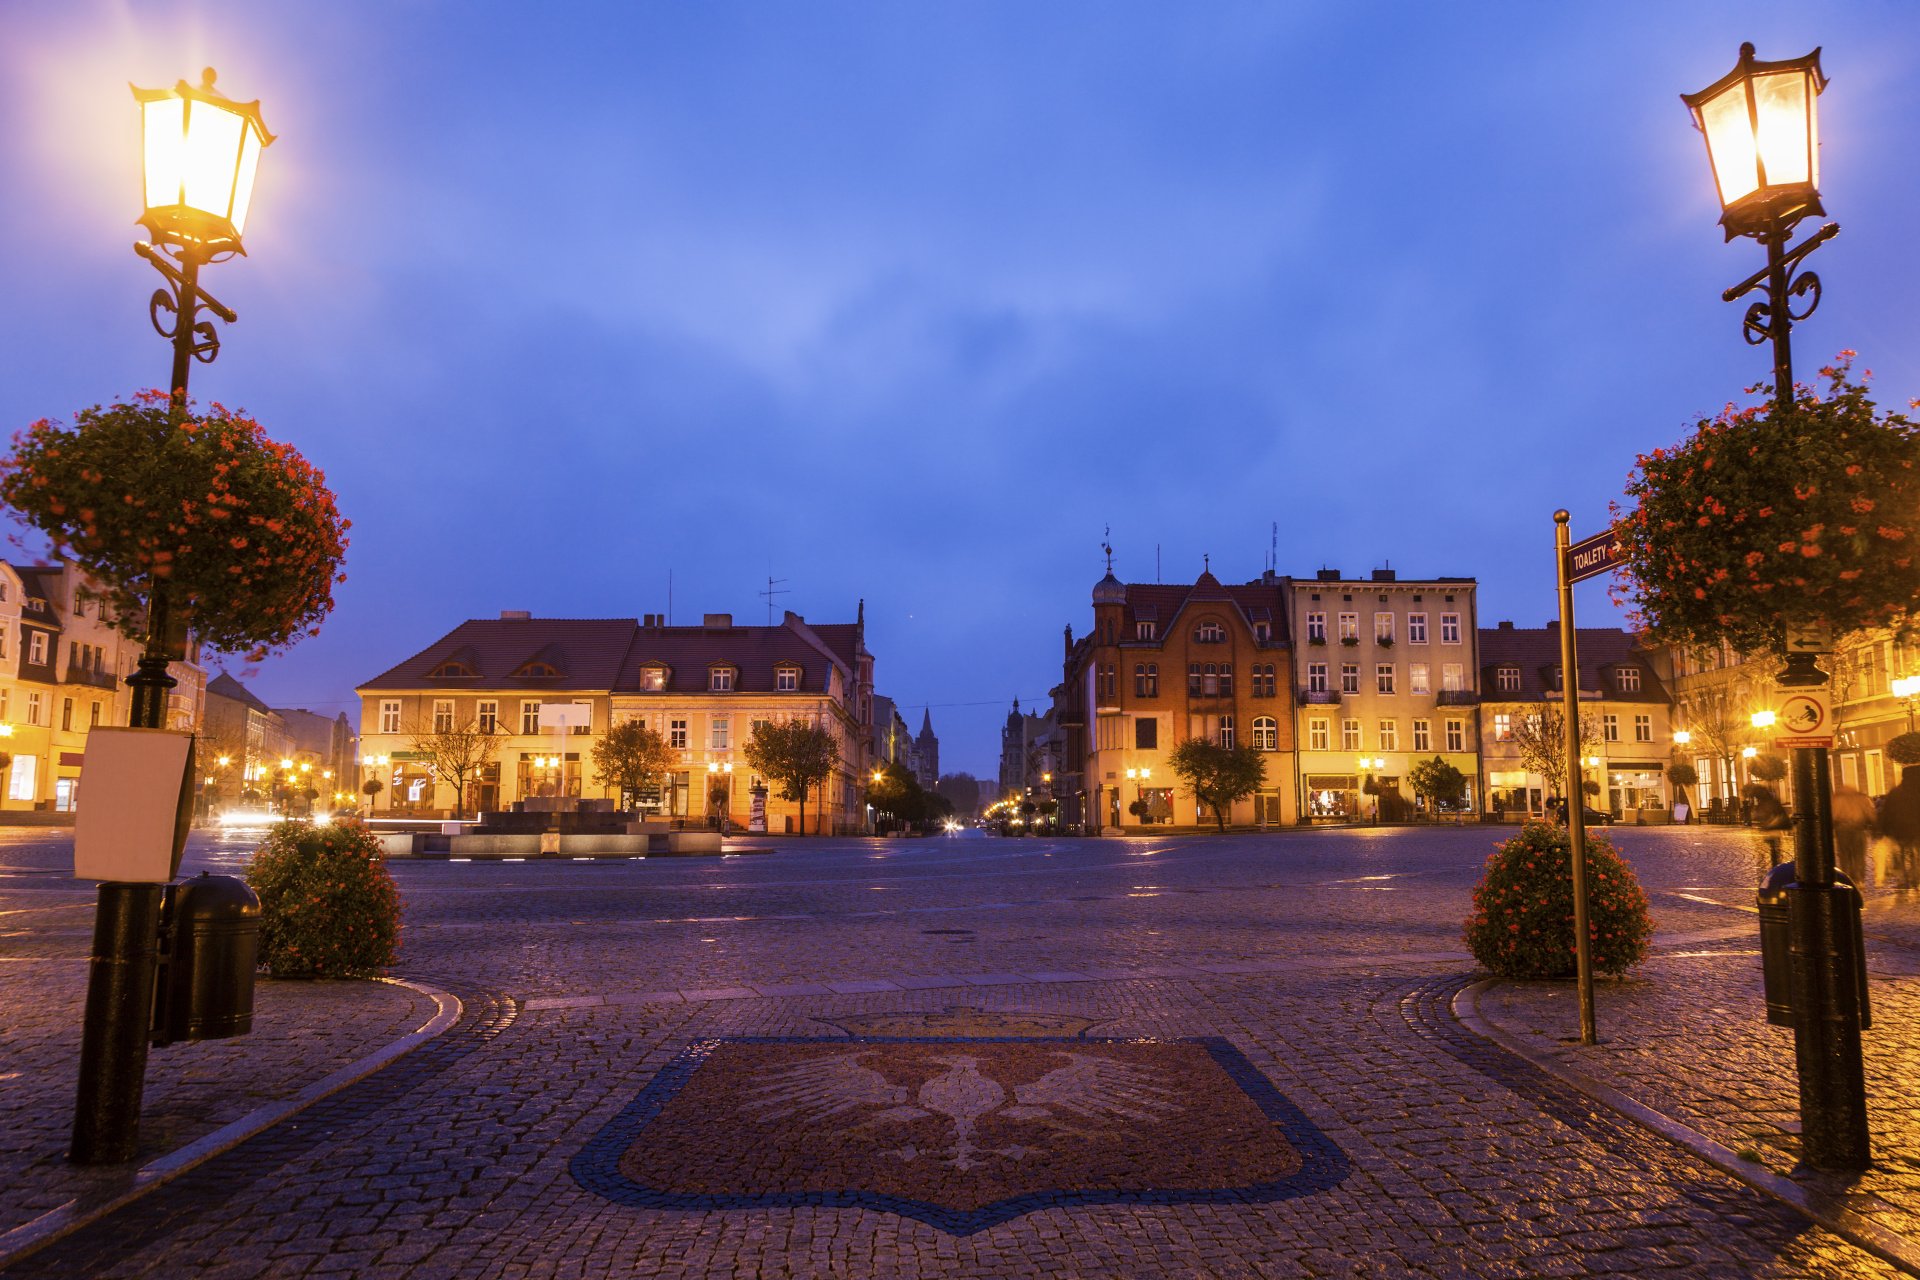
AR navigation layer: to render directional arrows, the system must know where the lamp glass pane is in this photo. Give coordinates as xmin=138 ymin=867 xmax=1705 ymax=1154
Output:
xmin=1698 ymin=82 xmax=1759 ymax=208
xmin=1752 ymin=70 xmax=1810 ymax=186
xmin=141 ymin=96 xmax=186 ymax=211
xmin=181 ymin=100 xmax=245 ymax=219
xmin=230 ymin=126 xmax=263 ymax=235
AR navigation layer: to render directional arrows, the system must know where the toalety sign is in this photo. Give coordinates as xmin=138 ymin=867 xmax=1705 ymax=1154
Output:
xmin=1565 ymin=528 xmax=1623 ymax=583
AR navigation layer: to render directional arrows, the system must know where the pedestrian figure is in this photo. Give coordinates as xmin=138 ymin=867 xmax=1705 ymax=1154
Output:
xmin=1880 ymin=767 xmax=1920 ymax=890
xmin=1831 ymin=782 xmax=1875 ymax=886
xmin=1744 ymin=783 xmax=1791 ymax=869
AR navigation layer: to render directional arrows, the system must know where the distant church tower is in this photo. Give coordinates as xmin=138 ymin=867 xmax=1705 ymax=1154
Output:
xmin=915 ymin=709 xmax=939 ymax=790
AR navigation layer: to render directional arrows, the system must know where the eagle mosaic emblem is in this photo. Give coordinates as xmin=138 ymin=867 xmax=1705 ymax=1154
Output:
xmin=572 ymin=1011 xmax=1350 ymax=1234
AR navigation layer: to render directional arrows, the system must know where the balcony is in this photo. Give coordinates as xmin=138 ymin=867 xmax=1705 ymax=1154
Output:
xmin=1298 ymin=688 xmax=1340 ymax=705
xmin=1435 ymin=690 xmax=1480 ymax=706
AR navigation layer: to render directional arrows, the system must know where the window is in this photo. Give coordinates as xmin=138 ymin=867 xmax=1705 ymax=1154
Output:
xmin=710 ymin=717 xmax=730 ymax=750
xmin=1409 ymin=662 xmax=1430 ymax=695
xmin=1135 ymin=717 xmax=1157 ymax=749
xmin=1309 ymin=718 xmax=1330 ymax=751
xmin=1497 ymin=667 xmax=1521 ymax=693
xmin=669 ymin=719 xmax=688 ymax=749
xmin=569 ymin=701 xmax=592 ymax=734
xmin=433 ymin=699 xmax=455 ymax=734
xmin=1136 ymin=621 xmax=1156 ymax=641
xmin=1635 ymin=714 xmax=1652 ymax=742
xmin=776 ymin=667 xmax=798 ymax=692
xmin=1375 ymin=613 xmax=1394 ymax=643
xmin=1134 ymin=663 xmax=1159 ymax=697
xmin=1617 ymin=667 xmax=1641 ymax=692
xmin=1378 ymin=718 xmax=1398 ymax=751
xmin=89 ymin=701 xmax=101 ymax=728
xmin=1101 ymin=665 xmax=1117 ymax=699
xmin=1307 ymin=612 xmax=1326 ymax=642
xmin=1412 ymin=719 xmax=1431 ymax=751
xmin=1493 ymin=713 xmax=1512 ymax=741
xmin=1341 ymin=718 xmax=1362 ymax=750
xmin=1195 ymin=621 xmax=1225 ymax=643
xmin=641 ymin=667 xmax=667 ymax=692
xmin=477 ymin=700 xmax=498 ymax=734
xmin=1408 ymin=613 xmax=1428 ymax=644
xmin=1188 ymin=664 xmax=1202 ymax=696
xmin=520 ymin=700 xmax=541 ymax=735
xmin=1445 ymin=719 xmax=1465 ymax=752
xmin=1338 ymin=612 xmax=1358 ymax=641
xmin=1218 ymin=716 xmax=1235 ymax=750
xmin=429 ymin=659 xmax=476 ymax=678
xmin=1441 ymin=663 xmax=1464 ymax=692
xmin=1440 ymin=613 xmax=1461 ymax=644
xmin=1254 ymin=621 xmax=1271 ymax=643
xmin=1307 ymin=662 xmax=1328 ymax=694
xmin=380 ymin=700 xmax=402 ymax=734
xmin=1219 ymin=664 xmax=1234 ymax=696
xmin=1376 ymin=664 xmax=1396 ymax=695
xmin=1252 ymin=716 xmax=1278 ymax=751
xmin=27 ymin=691 xmax=43 ymax=726
xmin=28 ymin=632 xmax=46 ymax=665
xmin=0 ymin=627 xmax=7 ymax=660
xmin=61 ymin=698 xmax=73 ymax=732
xmin=1340 ymin=663 xmax=1360 ymax=695
xmin=1253 ymin=664 xmax=1276 ymax=698
xmin=1603 ymin=713 xmax=1619 ymax=742
xmin=710 ymin=667 xmax=734 ymax=692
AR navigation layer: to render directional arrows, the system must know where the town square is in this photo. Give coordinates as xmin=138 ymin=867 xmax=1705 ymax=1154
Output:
xmin=4 ymin=3 xmax=1920 ymax=1277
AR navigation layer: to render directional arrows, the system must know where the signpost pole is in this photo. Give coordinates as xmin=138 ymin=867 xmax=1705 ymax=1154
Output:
xmin=1554 ymin=511 xmax=1598 ymax=1046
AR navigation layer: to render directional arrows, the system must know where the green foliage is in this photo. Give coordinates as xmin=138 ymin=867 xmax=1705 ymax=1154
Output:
xmin=1409 ymin=756 xmax=1468 ymax=810
xmin=1888 ymin=733 xmax=1920 ymax=766
xmin=1465 ymin=824 xmax=1653 ymax=979
xmin=1748 ymin=753 xmax=1788 ymax=783
xmin=870 ymin=761 xmax=935 ymax=827
xmin=246 ymin=819 xmax=400 ymax=979
xmin=361 ymin=778 xmax=383 ymax=799
xmin=1616 ymin=357 xmax=1920 ymax=656
xmin=1167 ymin=737 xmax=1267 ymax=832
xmin=743 ymin=719 xmax=839 ymax=830
xmin=0 ymin=395 xmax=349 ymax=656
xmin=593 ymin=719 xmax=674 ymax=808
xmin=1666 ymin=762 xmax=1699 ymax=788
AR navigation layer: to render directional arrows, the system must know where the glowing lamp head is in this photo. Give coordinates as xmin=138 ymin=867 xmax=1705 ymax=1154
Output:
xmin=1743 ymin=746 xmax=1760 ymax=759
xmin=1672 ymin=730 xmax=1691 ymax=746
xmin=1751 ymin=709 xmax=1778 ymax=729
xmin=1892 ymin=675 xmax=1920 ymax=700
xmin=216 ymin=754 xmax=231 ymax=766
xmin=133 ymin=68 xmax=275 ymax=255
xmin=279 ymin=758 xmax=293 ymax=770
xmin=1682 ymin=43 xmax=1826 ymax=240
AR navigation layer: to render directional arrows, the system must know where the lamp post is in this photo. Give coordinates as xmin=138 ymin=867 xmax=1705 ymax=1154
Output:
xmin=1684 ymin=41 xmax=1867 ymax=1171
xmin=71 ymin=70 xmax=274 ymax=1166
xmin=707 ymin=760 xmax=733 ymax=831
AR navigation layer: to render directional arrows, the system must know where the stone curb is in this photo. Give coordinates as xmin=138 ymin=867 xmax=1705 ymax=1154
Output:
xmin=0 ymin=976 xmax=462 ymax=1271
xmin=1452 ymin=978 xmax=1920 ymax=1279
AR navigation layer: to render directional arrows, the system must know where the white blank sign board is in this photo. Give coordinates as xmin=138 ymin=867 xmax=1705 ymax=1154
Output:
xmin=537 ymin=703 xmax=590 ymax=730
xmin=74 ymin=728 xmax=194 ymax=882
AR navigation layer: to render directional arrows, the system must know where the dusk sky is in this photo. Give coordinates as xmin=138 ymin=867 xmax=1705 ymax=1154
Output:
xmin=5 ymin=3 xmax=1919 ymax=776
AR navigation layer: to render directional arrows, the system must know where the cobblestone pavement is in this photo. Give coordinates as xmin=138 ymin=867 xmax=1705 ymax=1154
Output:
xmin=0 ymin=823 xmax=1907 ymax=1276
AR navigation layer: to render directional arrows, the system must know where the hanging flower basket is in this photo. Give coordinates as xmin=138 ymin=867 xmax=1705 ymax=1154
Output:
xmin=1613 ymin=357 xmax=1920 ymax=656
xmin=0 ymin=393 xmax=348 ymax=656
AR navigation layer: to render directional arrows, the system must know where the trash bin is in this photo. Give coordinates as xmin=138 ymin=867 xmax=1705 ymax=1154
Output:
xmin=153 ymin=873 xmax=260 ymax=1046
xmin=1756 ymin=864 xmax=1869 ymax=1031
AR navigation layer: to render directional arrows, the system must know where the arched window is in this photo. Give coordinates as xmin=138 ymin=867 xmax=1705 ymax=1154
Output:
xmin=1195 ymin=621 xmax=1225 ymax=644
xmin=1203 ymin=663 xmax=1219 ymax=696
xmin=1253 ymin=716 xmax=1278 ymax=751
xmin=1219 ymin=663 xmax=1234 ymax=696
xmin=430 ymin=660 xmax=476 ymax=679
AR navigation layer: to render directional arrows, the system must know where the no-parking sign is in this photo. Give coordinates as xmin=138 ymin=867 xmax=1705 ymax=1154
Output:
xmin=1773 ymin=689 xmax=1833 ymax=748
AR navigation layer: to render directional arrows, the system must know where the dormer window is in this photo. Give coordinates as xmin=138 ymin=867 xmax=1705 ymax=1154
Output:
xmin=775 ymin=665 xmax=799 ymax=692
xmin=1496 ymin=666 xmax=1521 ymax=693
xmin=1254 ymin=621 xmax=1271 ymax=642
xmin=1136 ymin=621 xmax=1155 ymax=640
xmin=641 ymin=666 xmax=667 ymax=692
xmin=710 ymin=666 xmax=735 ymax=692
xmin=1194 ymin=621 xmax=1225 ymax=644
xmin=1616 ymin=667 xmax=1641 ymax=693
xmin=515 ymin=660 xmax=560 ymax=679
xmin=430 ymin=660 xmax=477 ymax=678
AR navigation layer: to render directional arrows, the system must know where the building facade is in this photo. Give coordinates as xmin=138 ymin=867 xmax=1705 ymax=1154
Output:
xmin=356 ymin=608 xmax=875 ymax=832
xmin=1280 ymin=568 xmax=1480 ymax=820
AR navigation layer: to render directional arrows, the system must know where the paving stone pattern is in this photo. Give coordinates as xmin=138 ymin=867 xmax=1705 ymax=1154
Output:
xmin=0 ymin=824 xmax=1904 ymax=1276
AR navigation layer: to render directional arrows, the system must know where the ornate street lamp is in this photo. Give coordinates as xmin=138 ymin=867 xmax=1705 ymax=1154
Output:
xmin=1684 ymin=45 xmax=1867 ymax=1170
xmin=1683 ymin=44 xmax=1836 ymax=411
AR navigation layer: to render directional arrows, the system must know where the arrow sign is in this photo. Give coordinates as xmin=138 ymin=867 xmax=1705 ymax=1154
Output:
xmin=1565 ymin=528 xmax=1623 ymax=583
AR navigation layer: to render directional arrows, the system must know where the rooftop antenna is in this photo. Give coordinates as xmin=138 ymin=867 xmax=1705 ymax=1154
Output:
xmin=1156 ymin=543 xmax=1161 ymax=583
xmin=759 ymin=574 xmax=790 ymax=625
xmin=667 ymin=569 xmax=673 ymax=626
xmin=1271 ymin=521 xmax=1278 ymax=574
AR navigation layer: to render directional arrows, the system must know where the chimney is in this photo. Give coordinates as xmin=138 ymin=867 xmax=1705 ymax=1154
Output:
xmin=1371 ymin=567 xmax=1396 ymax=582
xmin=1316 ymin=568 xmax=1340 ymax=582
xmin=500 ymin=610 xmax=531 ymax=621
xmin=703 ymin=613 xmax=732 ymax=630
xmin=1497 ymin=620 xmax=1514 ymax=630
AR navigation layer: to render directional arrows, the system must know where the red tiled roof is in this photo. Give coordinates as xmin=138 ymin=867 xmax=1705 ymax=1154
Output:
xmin=1477 ymin=625 xmax=1670 ymax=703
xmin=1115 ymin=580 xmax=1292 ymax=645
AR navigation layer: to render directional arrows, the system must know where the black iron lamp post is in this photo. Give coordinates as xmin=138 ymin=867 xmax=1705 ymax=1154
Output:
xmin=1683 ymin=43 xmax=1870 ymax=1171
xmin=70 ymin=69 xmax=272 ymax=1166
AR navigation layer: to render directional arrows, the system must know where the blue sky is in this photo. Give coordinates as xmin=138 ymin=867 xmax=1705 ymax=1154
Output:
xmin=5 ymin=3 xmax=1919 ymax=776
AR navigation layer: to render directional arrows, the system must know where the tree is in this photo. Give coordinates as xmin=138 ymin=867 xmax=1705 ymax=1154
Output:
xmin=1667 ymin=761 xmax=1699 ymax=809
xmin=361 ymin=778 xmax=384 ymax=803
xmin=744 ymin=719 xmax=839 ymax=835
xmin=1508 ymin=707 xmax=1603 ymax=809
xmin=1749 ymin=753 xmax=1788 ymax=783
xmin=1408 ymin=756 xmax=1468 ymax=814
xmin=1167 ymin=737 xmax=1267 ymax=833
xmin=1678 ymin=680 xmax=1773 ymax=802
xmin=935 ymin=772 xmax=983 ymax=819
xmin=407 ymin=718 xmax=503 ymax=820
xmin=591 ymin=719 xmax=674 ymax=811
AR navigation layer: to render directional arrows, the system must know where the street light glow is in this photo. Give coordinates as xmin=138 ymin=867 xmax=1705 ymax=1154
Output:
xmin=1751 ymin=710 xmax=1778 ymax=729
xmin=133 ymin=68 xmax=275 ymax=254
xmin=1682 ymin=44 xmax=1825 ymax=238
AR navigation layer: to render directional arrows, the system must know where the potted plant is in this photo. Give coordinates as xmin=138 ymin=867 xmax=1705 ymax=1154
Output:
xmin=1340 ymin=635 xmax=1360 ymax=647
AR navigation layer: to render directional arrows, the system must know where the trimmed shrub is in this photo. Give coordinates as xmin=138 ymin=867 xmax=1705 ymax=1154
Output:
xmin=1749 ymin=753 xmax=1788 ymax=783
xmin=1465 ymin=823 xmax=1652 ymax=979
xmin=1888 ymin=733 xmax=1920 ymax=767
xmin=246 ymin=819 xmax=400 ymax=978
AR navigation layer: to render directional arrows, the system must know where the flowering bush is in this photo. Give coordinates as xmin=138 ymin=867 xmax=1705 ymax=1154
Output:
xmin=0 ymin=393 xmax=348 ymax=656
xmin=1614 ymin=357 xmax=1920 ymax=656
xmin=1465 ymin=824 xmax=1652 ymax=979
xmin=246 ymin=819 xmax=400 ymax=978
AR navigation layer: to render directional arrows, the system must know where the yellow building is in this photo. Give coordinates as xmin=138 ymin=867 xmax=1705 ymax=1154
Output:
xmin=356 ymin=609 xmax=875 ymax=832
